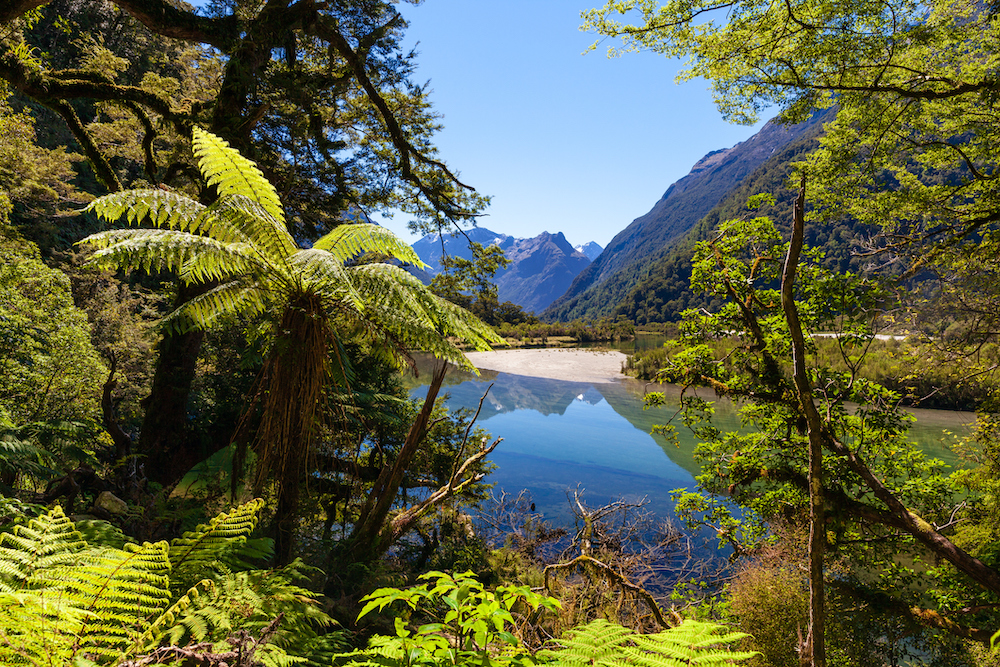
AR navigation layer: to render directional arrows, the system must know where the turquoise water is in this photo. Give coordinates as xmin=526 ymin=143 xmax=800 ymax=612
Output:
xmin=411 ymin=367 xmax=975 ymax=526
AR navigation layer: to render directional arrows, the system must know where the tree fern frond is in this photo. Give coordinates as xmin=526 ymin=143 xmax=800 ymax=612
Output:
xmin=81 ymin=229 xmax=260 ymax=282
xmin=168 ymin=499 xmax=266 ymax=590
xmin=312 ymin=224 xmax=427 ymax=268
xmin=193 ymin=127 xmax=285 ymax=228
xmin=167 ymin=279 xmax=270 ymax=333
xmin=204 ymin=193 xmax=297 ymax=261
xmin=0 ymin=505 xmax=86 ymax=592
xmin=290 ymin=249 xmax=364 ymax=310
xmin=85 ymin=188 xmax=206 ymax=230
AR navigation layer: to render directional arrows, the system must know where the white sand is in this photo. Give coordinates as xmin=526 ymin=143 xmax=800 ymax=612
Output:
xmin=463 ymin=348 xmax=628 ymax=384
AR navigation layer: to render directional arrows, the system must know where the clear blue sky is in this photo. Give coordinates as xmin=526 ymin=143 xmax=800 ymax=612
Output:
xmin=379 ymin=0 xmax=768 ymax=248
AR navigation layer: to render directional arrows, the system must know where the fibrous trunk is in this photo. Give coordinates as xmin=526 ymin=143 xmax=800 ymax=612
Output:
xmin=253 ymin=293 xmax=328 ymax=565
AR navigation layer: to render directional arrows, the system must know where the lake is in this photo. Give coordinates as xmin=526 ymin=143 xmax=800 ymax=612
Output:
xmin=409 ymin=359 xmax=976 ymax=529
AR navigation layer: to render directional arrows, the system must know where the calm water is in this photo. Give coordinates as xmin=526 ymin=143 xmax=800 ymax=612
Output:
xmin=410 ymin=362 xmax=975 ymax=527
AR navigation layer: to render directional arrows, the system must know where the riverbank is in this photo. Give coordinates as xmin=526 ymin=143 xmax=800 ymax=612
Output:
xmin=464 ymin=348 xmax=628 ymax=384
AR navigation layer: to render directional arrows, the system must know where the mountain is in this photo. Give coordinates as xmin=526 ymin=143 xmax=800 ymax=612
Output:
xmin=543 ymin=112 xmax=830 ymax=322
xmin=410 ymin=228 xmax=595 ymax=314
xmin=575 ymin=242 xmax=603 ymax=261
xmin=410 ymin=227 xmax=510 ymax=276
xmin=495 ymin=232 xmax=591 ymax=313
xmin=608 ymin=117 xmax=874 ymax=324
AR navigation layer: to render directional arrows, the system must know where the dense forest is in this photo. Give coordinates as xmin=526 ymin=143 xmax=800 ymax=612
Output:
xmin=3 ymin=0 xmax=1000 ymax=666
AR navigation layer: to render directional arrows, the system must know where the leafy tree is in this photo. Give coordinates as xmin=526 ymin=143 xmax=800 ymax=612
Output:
xmin=645 ymin=193 xmax=1000 ymax=665
xmin=584 ymin=0 xmax=999 ymax=234
xmin=81 ymin=127 xmax=500 ymax=564
xmin=0 ymin=193 xmax=106 ymax=427
xmin=1 ymin=0 xmax=490 ymax=488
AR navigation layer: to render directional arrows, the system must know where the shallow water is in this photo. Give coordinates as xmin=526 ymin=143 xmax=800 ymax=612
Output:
xmin=411 ymin=365 xmax=976 ymax=525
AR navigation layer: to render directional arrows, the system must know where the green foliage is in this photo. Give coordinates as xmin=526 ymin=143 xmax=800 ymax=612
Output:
xmin=168 ymin=497 xmax=267 ymax=591
xmin=0 ymin=499 xmax=339 ymax=666
xmin=343 ymin=570 xmax=560 ymax=667
xmin=540 ymin=618 xmax=757 ymax=667
xmin=0 ymin=214 xmax=107 ymax=425
xmin=80 ymin=127 xmax=499 ymax=371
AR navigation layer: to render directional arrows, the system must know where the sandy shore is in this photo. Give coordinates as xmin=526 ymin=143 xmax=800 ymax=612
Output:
xmin=463 ymin=348 xmax=628 ymax=384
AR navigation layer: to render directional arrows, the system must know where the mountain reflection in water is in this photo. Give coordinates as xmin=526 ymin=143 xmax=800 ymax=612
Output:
xmin=408 ymin=359 xmax=975 ymax=530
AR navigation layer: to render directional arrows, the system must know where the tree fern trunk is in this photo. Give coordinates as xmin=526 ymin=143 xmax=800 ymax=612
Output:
xmin=255 ymin=295 xmax=329 ymax=566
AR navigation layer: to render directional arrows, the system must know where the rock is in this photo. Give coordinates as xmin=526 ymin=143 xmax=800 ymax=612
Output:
xmin=94 ymin=491 xmax=128 ymax=515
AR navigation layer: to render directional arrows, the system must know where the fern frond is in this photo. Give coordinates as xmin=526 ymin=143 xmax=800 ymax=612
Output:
xmin=0 ymin=505 xmax=86 ymax=592
xmin=203 ymin=193 xmax=297 ymax=261
xmin=132 ymin=578 xmax=215 ymax=654
xmin=167 ymin=279 xmax=270 ymax=332
xmin=85 ymin=188 xmax=205 ymax=230
xmin=37 ymin=541 xmax=172 ymax=658
xmin=312 ymin=224 xmax=427 ymax=268
xmin=82 ymin=229 xmax=260 ymax=283
xmin=0 ymin=591 xmax=89 ymax=665
xmin=168 ymin=498 xmax=266 ymax=590
xmin=543 ymin=619 xmax=757 ymax=667
xmin=291 ymin=248 xmax=364 ymax=310
xmin=193 ymin=127 xmax=286 ymax=229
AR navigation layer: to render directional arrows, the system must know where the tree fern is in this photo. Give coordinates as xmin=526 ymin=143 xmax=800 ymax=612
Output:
xmin=541 ymin=619 xmax=758 ymax=667
xmin=80 ymin=127 xmax=501 ymax=564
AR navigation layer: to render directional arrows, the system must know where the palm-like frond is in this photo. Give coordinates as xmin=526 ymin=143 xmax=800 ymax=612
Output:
xmin=346 ymin=264 xmax=501 ymax=369
xmin=86 ymin=188 xmax=206 ymax=230
xmin=292 ymin=248 xmax=366 ymax=311
xmin=193 ymin=127 xmax=286 ymax=231
xmin=166 ymin=279 xmax=270 ymax=332
xmin=82 ymin=229 xmax=260 ymax=283
xmin=313 ymin=223 xmax=427 ymax=268
xmin=201 ymin=193 xmax=297 ymax=261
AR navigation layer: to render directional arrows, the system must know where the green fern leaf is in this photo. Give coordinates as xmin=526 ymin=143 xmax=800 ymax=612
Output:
xmin=193 ymin=127 xmax=286 ymax=230
xmin=0 ymin=505 xmax=86 ymax=592
xmin=543 ymin=619 xmax=757 ymax=667
xmin=168 ymin=498 xmax=266 ymax=589
xmin=313 ymin=223 xmax=427 ymax=268
xmin=86 ymin=188 xmax=206 ymax=230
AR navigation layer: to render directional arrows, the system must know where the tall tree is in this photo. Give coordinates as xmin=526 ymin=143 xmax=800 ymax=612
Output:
xmin=81 ymin=127 xmax=500 ymax=563
xmin=0 ymin=0 xmax=488 ymax=486
xmin=582 ymin=0 xmax=1000 ymax=259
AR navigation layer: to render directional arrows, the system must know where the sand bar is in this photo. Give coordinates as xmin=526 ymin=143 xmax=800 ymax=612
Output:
xmin=463 ymin=348 xmax=628 ymax=384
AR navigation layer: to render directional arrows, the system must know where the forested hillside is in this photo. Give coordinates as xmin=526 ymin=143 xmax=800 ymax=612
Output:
xmin=544 ymin=112 xmax=826 ymax=321
xmin=611 ymin=110 xmax=872 ymax=324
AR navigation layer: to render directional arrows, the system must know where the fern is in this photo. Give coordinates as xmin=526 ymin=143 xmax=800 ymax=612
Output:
xmin=193 ymin=126 xmax=288 ymax=232
xmin=0 ymin=507 xmax=172 ymax=664
xmin=168 ymin=497 xmax=266 ymax=590
xmin=0 ymin=505 xmax=87 ymax=592
xmin=0 ymin=501 xmax=334 ymax=666
xmin=541 ymin=619 xmax=758 ymax=667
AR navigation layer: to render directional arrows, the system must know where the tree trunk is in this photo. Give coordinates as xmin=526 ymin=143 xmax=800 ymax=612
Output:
xmin=340 ymin=359 xmax=449 ymax=563
xmin=781 ymin=176 xmax=826 ymax=667
xmin=138 ymin=283 xmax=209 ymax=489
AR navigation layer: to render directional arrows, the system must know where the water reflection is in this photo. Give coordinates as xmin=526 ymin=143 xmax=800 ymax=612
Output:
xmin=409 ymin=359 xmax=975 ymax=528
